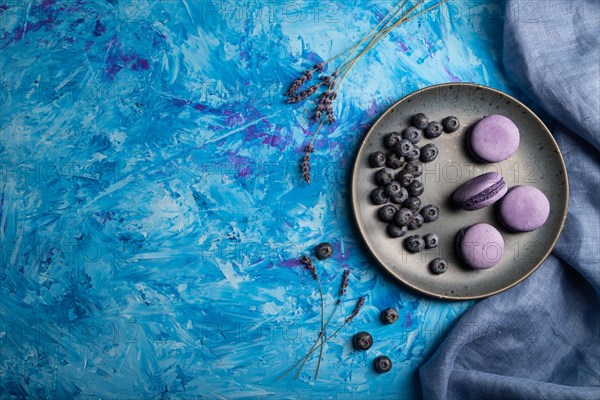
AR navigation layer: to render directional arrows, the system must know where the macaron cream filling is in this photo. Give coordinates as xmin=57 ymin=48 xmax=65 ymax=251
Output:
xmin=462 ymin=177 xmax=506 ymax=209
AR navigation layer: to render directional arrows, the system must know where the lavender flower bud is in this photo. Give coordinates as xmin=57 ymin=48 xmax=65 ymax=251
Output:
xmin=340 ymin=269 xmax=350 ymax=297
xmin=346 ymin=297 xmax=366 ymax=323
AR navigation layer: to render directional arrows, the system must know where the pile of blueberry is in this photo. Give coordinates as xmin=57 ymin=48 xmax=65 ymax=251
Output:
xmin=352 ymin=307 xmax=399 ymax=373
xmin=369 ymin=113 xmax=460 ymax=274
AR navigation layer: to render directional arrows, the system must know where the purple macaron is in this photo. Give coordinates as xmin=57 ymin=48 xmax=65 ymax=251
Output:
xmin=498 ymin=185 xmax=550 ymax=232
xmin=456 ymin=223 xmax=505 ymax=269
xmin=468 ymin=115 xmax=520 ymax=162
xmin=453 ymin=172 xmax=508 ymax=211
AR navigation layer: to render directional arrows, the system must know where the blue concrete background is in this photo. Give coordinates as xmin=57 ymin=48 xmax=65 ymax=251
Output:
xmin=1 ymin=0 xmax=525 ymax=398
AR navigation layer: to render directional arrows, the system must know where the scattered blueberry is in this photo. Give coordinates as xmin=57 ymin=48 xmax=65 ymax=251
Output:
xmin=402 ymin=126 xmax=422 ymax=144
xmin=396 ymin=170 xmax=414 ymax=187
xmin=394 ymin=208 xmax=414 ymax=226
xmin=378 ymin=204 xmax=397 ymax=222
xmin=387 ymin=223 xmax=408 ymax=238
xmin=315 ymin=242 xmax=334 ymax=259
xmin=371 ymin=187 xmax=389 ymax=205
xmin=403 ymin=197 xmax=421 ymax=212
xmin=386 ymin=152 xmax=406 ymax=169
xmin=421 ymin=204 xmax=439 ymax=222
xmin=375 ymin=168 xmax=395 ymax=186
xmin=420 ymin=143 xmax=439 ymax=163
xmin=408 ymin=213 xmax=424 ymax=230
xmin=369 ymin=151 xmax=386 ymax=168
xmin=404 ymin=235 xmax=425 ymax=253
xmin=395 ymin=139 xmax=414 ymax=158
xmin=405 ymin=160 xmax=422 ymax=177
xmin=407 ymin=180 xmax=424 ymax=197
xmin=390 ymin=187 xmax=409 ymax=204
xmin=423 ymin=233 xmax=439 ymax=249
xmin=406 ymin=146 xmax=421 ymax=161
xmin=442 ymin=116 xmax=460 ymax=133
xmin=384 ymin=132 xmax=402 ymax=149
xmin=374 ymin=355 xmax=392 ymax=373
xmin=430 ymin=258 xmax=449 ymax=274
xmin=353 ymin=331 xmax=373 ymax=351
xmin=412 ymin=113 xmax=429 ymax=130
xmin=425 ymin=121 xmax=443 ymax=138
xmin=380 ymin=308 xmax=399 ymax=325
xmin=385 ymin=181 xmax=403 ymax=198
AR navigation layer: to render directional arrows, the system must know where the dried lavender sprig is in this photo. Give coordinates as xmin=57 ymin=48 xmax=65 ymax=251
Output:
xmin=313 ymin=87 xmax=336 ymax=122
xmin=287 ymin=84 xmax=319 ymax=103
xmin=285 ymin=64 xmax=325 ymax=97
xmin=284 ymin=75 xmax=307 ymax=97
xmin=300 ymin=254 xmax=317 ymax=279
xmin=300 ymin=1 xmax=449 ymax=183
xmin=278 ymin=295 xmax=367 ymax=381
xmin=340 ymin=269 xmax=350 ymax=297
xmin=296 ymin=253 xmax=325 ymax=380
xmin=315 ymin=268 xmax=350 ymax=380
xmin=296 ymin=269 xmax=350 ymax=380
xmin=309 ymin=0 xmax=446 ymax=132
xmin=286 ymin=269 xmax=352 ymax=380
xmin=346 ymin=296 xmax=366 ymax=323
xmin=301 ymin=144 xmax=313 ymax=184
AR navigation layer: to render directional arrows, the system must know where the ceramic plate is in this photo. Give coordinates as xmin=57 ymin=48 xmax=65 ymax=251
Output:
xmin=351 ymin=83 xmax=568 ymax=300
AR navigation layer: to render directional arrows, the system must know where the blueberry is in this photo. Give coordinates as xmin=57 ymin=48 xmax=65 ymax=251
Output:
xmin=378 ymin=204 xmax=397 ymax=222
xmin=396 ymin=170 xmax=414 ymax=187
xmin=403 ymin=197 xmax=421 ymax=212
xmin=404 ymin=235 xmax=425 ymax=253
xmin=395 ymin=139 xmax=414 ymax=158
xmin=407 ymin=180 xmax=424 ymax=197
xmin=412 ymin=113 xmax=429 ymax=130
xmin=387 ymin=223 xmax=408 ymax=238
xmin=425 ymin=121 xmax=443 ymax=138
xmin=389 ymin=187 xmax=409 ymax=205
xmin=385 ymin=181 xmax=403 ymax=198
xmin=384 ymin=132 xmax=402 ymax=149
xmin=421 ymin=204 xmax=439 ymax=222
xmin=315 ymin=242 xmax=334 ymax=259
xmin=394 ymin=208 xmax=414 ymax=226
xmin=371 ymin=187 xmax=389 ymax=205
xmin=386 ymin=152 xmax=406 ymax=169
xmin=406 ymin=146 xmax=421 ymax=161
xmin=374 ymin=355 xmax=392 ymax=373
xmin=405 ymin=160 xmax=423 ymax=178
xmin=408 ymin=213 xmax=424 ymax=230
xmin=442 ymin=116 xmax=460 ymax=133
xmin=353 ymin=331 xmax=373 ymax=351
xmin=369 ymin=151 xmax=386 ymax=168
xmin=420 ymin=143 xmax=439 ymax=163
xmin=375 ymin=168 xmax=395 ymax=186
xmin=430 ymin=258 xmax=449 ymax=274
xmin=402 ymin=126 xmax=422 ymax=144
xmin=423 ymin=233 xmax=439 ymax=249
xmin=380 ymin=308 xmax=399 ymax=325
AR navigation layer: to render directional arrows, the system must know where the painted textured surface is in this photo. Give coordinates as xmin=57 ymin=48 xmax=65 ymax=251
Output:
xmin=0 ymin=0 xmax=517 ymax=398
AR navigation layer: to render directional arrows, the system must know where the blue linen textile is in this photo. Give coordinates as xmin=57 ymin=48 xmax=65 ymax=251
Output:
xmin=420 ymin=1 xmax=600 ymax=399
